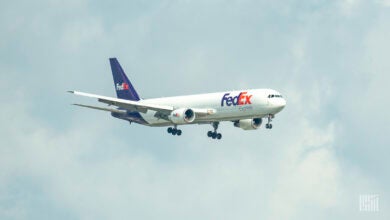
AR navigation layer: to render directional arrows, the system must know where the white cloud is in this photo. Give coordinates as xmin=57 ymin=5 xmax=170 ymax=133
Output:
xmin=339 ymin=0 xmax=361 ymax=16
xmin=60 ymin=19 xmax=105 ymax=52
xmin=380 ymin=0 xmax=390 ymax=7
xmin=268 ymin=148 xmax=341 ymax=219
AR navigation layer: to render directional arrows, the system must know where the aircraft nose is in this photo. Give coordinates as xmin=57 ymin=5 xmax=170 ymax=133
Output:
xmin=280 ymin=98 xmax=286 ymax=108
xmin=274 ymin=98 xmax=286 ymax=112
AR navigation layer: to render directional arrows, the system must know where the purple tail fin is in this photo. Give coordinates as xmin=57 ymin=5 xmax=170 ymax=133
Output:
xmin=109 ymin=58 xmax=141 ymax=101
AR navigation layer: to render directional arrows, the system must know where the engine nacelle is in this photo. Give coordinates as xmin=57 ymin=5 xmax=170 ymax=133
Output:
xmin=168 ymin=108 xmax=196 ymax=124
xmin=234 ymin=118 xmax=262 ymax=130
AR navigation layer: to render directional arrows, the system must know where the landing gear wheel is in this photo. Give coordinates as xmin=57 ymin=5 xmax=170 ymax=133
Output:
xmin=167 ymin=125 xmax=182 ymax=136
xmin=266 ymin=114 xmax=274 ymax=129
xmin=207 ymin=122 xmax=222 ymax=140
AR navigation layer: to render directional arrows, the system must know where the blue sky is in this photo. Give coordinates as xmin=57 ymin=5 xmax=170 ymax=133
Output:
xmin=1 ymin=0 xmax=389 ymax=219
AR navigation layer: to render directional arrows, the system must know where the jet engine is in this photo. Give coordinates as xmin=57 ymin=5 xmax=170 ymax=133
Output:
xmin=234 ymin=118 xmax=262 ymax=130
xmin=168 ymin=108 xmax=196 ymax=124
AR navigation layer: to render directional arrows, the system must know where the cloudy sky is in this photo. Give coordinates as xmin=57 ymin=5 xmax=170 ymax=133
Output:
xmin=1 ymin=0 xmax=389 ymax=219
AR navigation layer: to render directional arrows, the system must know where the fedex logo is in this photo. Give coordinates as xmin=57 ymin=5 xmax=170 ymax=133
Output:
xmin=116 ymin=82 xmax=129 ymax=91
xmin=221 ymin=92 xmax=253 ymax=107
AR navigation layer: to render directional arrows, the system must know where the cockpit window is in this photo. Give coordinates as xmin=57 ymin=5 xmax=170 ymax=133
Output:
xmin=268 ymin=94 xmax=283 ymax=98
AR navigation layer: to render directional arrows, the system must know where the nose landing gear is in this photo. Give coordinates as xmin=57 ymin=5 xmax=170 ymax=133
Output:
xmin=265 ymin=114 xmax=274 ymax=129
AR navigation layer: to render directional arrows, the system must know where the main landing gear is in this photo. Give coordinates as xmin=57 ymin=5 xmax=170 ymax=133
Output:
xmin=167 ymin=125 xmax=182 ymax=136
xmin=207 ymin=122 xmax=222 ymax=140
xmin=265 ymin=114 xmax=273 ymax=129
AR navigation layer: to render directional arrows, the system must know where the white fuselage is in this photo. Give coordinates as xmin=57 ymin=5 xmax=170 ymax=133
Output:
xmin=131 ymin=88 xmax=286 ymax=126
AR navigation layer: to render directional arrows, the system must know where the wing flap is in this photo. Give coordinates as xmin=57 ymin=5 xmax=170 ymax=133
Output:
xmin=97 ymin=98 xmax=148 ymax=113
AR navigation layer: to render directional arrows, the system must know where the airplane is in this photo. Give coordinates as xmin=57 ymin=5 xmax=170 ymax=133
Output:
xmin=68 ymin=58 xmax=286 ymax=140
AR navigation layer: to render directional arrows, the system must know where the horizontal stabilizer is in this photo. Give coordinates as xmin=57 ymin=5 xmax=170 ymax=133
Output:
xmin=73 ymin=103 xmax=125 ymax=114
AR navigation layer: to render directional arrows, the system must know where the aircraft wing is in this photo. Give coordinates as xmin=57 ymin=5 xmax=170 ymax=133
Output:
xmin=69 ymin=91 xmax=174 ymax=114
xmin=68 ymin=91 xmax=215 ymax=118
